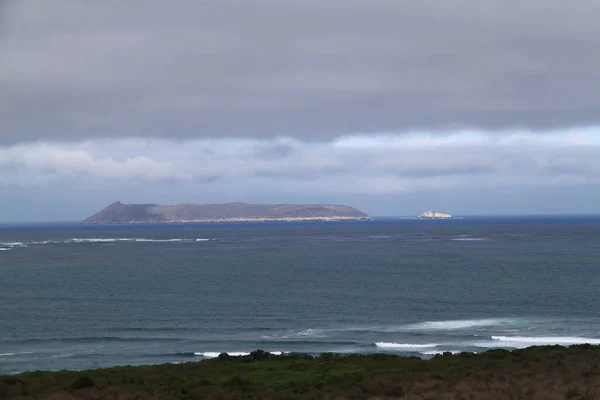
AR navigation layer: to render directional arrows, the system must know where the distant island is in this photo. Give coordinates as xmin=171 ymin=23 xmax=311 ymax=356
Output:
xmin=418 ymin=211 xmax=453 ymax=219
xmin=82 ymin=201 xmax=371 ymax=224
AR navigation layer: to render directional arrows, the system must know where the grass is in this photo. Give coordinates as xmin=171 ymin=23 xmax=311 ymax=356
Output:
xmin=3 ymin=346 xmax=600 ymax=399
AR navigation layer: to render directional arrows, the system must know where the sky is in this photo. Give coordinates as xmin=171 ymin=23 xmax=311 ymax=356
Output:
xmin=1 ymin=0 xmax=600 ymax=221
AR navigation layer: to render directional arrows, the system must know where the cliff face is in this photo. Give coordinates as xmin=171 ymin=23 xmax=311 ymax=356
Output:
xmin=82 ymin=201 xmax=370 ymax=224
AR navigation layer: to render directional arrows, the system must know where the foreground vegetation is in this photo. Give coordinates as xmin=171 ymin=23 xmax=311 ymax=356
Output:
xmin=3 ymin=346 xmax=600 ymax=399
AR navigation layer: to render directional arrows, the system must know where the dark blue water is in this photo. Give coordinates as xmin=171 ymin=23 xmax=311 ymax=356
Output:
xmin=2 ymin=217 xmax=600 ymax=374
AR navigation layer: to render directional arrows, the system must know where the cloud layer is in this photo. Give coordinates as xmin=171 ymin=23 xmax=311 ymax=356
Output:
xmin=1 ymin=132 xmax=598 ymax=192
xmin=2 ymin=0 xmax=600 ymax=142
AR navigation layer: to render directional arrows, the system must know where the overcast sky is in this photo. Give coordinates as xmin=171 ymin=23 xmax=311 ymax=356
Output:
xmin=1 ymin=0 xmax=600 ymax=221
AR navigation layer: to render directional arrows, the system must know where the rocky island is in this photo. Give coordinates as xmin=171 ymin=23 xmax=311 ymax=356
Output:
xmin=418 ymin=210 xmax=453 ymax=219
xmin=82 ymin=201 xmax=370 ymax=224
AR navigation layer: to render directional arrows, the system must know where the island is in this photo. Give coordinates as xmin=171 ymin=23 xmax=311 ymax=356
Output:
xmin=418 ymin=210 xmax=453 ymax=219
xmin=82 ymin=201 xmax=371 ymax=224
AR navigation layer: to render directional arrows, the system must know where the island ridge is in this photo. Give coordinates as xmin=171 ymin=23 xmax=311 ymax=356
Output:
xmin=82 ymin=201 xmax=370 ymax=224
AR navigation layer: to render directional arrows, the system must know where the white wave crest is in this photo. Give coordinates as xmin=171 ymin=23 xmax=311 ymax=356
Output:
xmin=450 ymin=237 xmax=488 ymax=241
xmin=421 ymin=350 xmax=463 ymax=355
xmin=196 ymin=351 xmax=284 ymax=358
xmin=9 ymin=238 xmax=215 ymax=246
xmin=0 ymin=353 xmax=16 ymax=356
xmin=71 ymin=238 xmax=213 ymax=243
xmin=0 ymin=248 xmax=11 ymax=251
xmin=264 ymin=328 xmax=327 ymax=339
xmin=375 ymin=342 xmax=438 ymax=349
xmin=402 ymin=318 xmax=514 ymax=331
xmin=197 ymin=352 xmax=250 ymax=358
xmin=491 ymin=336 xmax=600 ymax=346
xmin=0 ymin=242 xmax=26 ymax=247
xmin=296 ymin=329 xmax=325 ymax=337
xmin=72 ymin=238 xmax=126 ymax=243
xmin=132 ymin=238 xmax=188 ymax=242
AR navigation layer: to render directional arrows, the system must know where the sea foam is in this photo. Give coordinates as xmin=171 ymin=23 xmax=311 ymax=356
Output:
xmin=196 ymin=352 xmax=250 ymax=358
xmin=421 ymin=350 xmax=463 ymax=355
xmin=71 ymin=238 xmax=202 ymax=243
xmin=490 ymin=336 xmax=600 ymax=345
xmin=195 ymin=351 xmax=284 ymax=358
xmin=11 ymin=238 xmax=216 ymax=245
xmin=375 ymin=342 xmax=438 ymax=349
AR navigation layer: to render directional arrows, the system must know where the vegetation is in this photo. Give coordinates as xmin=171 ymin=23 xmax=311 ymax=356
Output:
xmin=3 ymin=346 xmax=600 ymax=399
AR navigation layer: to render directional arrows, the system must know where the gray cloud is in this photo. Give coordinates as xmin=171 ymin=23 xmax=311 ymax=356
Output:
xmin=3 ymin=132 xmax=600 ymax=221
xmin=1 ymin=133 xmax=598 ymax=189
xmin=2 ymin=0 xmax=600 ymax=143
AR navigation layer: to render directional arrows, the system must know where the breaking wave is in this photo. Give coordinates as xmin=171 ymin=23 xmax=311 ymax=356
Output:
xmin=71 ymin=238 xmax=214 ymax=243
xmin=0 ymin=242 xmax=26 ymax=247
xmin=490 ymin=336 xmax=600 ymax=346
xmin=198 ymin=352 xmax=249 ymax=358
xmin=375 ymin=342 xmax=438 ymax=349
xmin=421 ymin=350 xmax=463 ymax=355
xmin=401 ymin=318 xmax=515 ymax=331
xmin=2 ymin=238 xmax=216 ymax=246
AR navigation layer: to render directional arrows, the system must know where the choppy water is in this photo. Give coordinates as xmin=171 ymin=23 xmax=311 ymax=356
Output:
xmin=1 ymin=217 xmax=600 ymax=374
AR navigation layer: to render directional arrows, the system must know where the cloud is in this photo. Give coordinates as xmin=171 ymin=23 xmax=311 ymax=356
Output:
xmin=1 ymin=131 xmax=598 ymax=193
xmin=0 ymin=143 xmax=187 ymax=182
xmin=2 ymin=0 xmax=600 ymax=142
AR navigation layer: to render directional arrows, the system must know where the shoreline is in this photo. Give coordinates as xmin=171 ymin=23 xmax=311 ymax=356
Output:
xmin=81 ymin=216 xmax=372 ymax=224
xmin=3 ymin=346 xmax=600 ymax=399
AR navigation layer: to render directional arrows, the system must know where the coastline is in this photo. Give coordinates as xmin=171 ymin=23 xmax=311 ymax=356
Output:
xmin=81 ymin=216 xmax=372 ymax=224
xmin=3 ymin=346 xmax=600 ymax=399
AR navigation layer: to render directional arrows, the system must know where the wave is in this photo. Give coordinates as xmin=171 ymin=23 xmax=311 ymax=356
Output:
xmin=7 ymin=238 xmax=216 ymax=246
xmin=262 ymin=328 xmax=327 ymax=339
xmin=0 ymin=353 xmax=16 ymax=356
xmin=375 ymin=342 xmax=438 ymax=349
xmin=199 ymin=352 xmax=249 ymax=358
xmin=50 ymin=352 xmax=75 ymax=359
xmin=402 ymin=318 xmax=515 ymax=331
xmin=450 ymin=237 xmax=488 ymax=241
xmin=174 ymin=352 xmax=201 ymax=357
xmin=490 ymin=336 xmax=600 ymax=346
xmin=11 ymin=336 xmax=183 ymax=344
xmin=157 ymin=350 xmax=287 ymax=359
xmin=71 ymin=238 xmax=214 ymax=243
xmin=0 ymin=248 xmax=10 ymax=251
xmin=0 ymin=242 xmax=26 ymax=247
xmin=421 ymin=350 xmax=463 ymax=355
xmin=262 ymin=318 xmax=518 ymax=339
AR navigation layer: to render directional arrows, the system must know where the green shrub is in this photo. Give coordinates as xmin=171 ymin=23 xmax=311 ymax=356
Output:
xmin=70 ymin=375 xmax=95 ymax=390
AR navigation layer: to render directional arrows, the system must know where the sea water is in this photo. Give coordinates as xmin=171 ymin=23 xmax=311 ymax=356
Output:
xmin=1 ymin=217 xmax=600 ymax=374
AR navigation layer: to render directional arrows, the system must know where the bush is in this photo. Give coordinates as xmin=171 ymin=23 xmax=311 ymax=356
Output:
xmin=70 ymin=375 xmax=95 ymax=390
xmin=249 ymin=350 xmax=270 ymax=361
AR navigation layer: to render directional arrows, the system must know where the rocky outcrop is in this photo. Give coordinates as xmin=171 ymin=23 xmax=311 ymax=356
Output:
xmin=82 ymin=201 xmax=370 ymax=224
xmin=418 ymin=211 xmax=452 ymax=219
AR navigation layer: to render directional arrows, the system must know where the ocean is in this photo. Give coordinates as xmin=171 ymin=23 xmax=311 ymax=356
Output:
xmin=1 ymin=217 xmax=600 ymax=374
